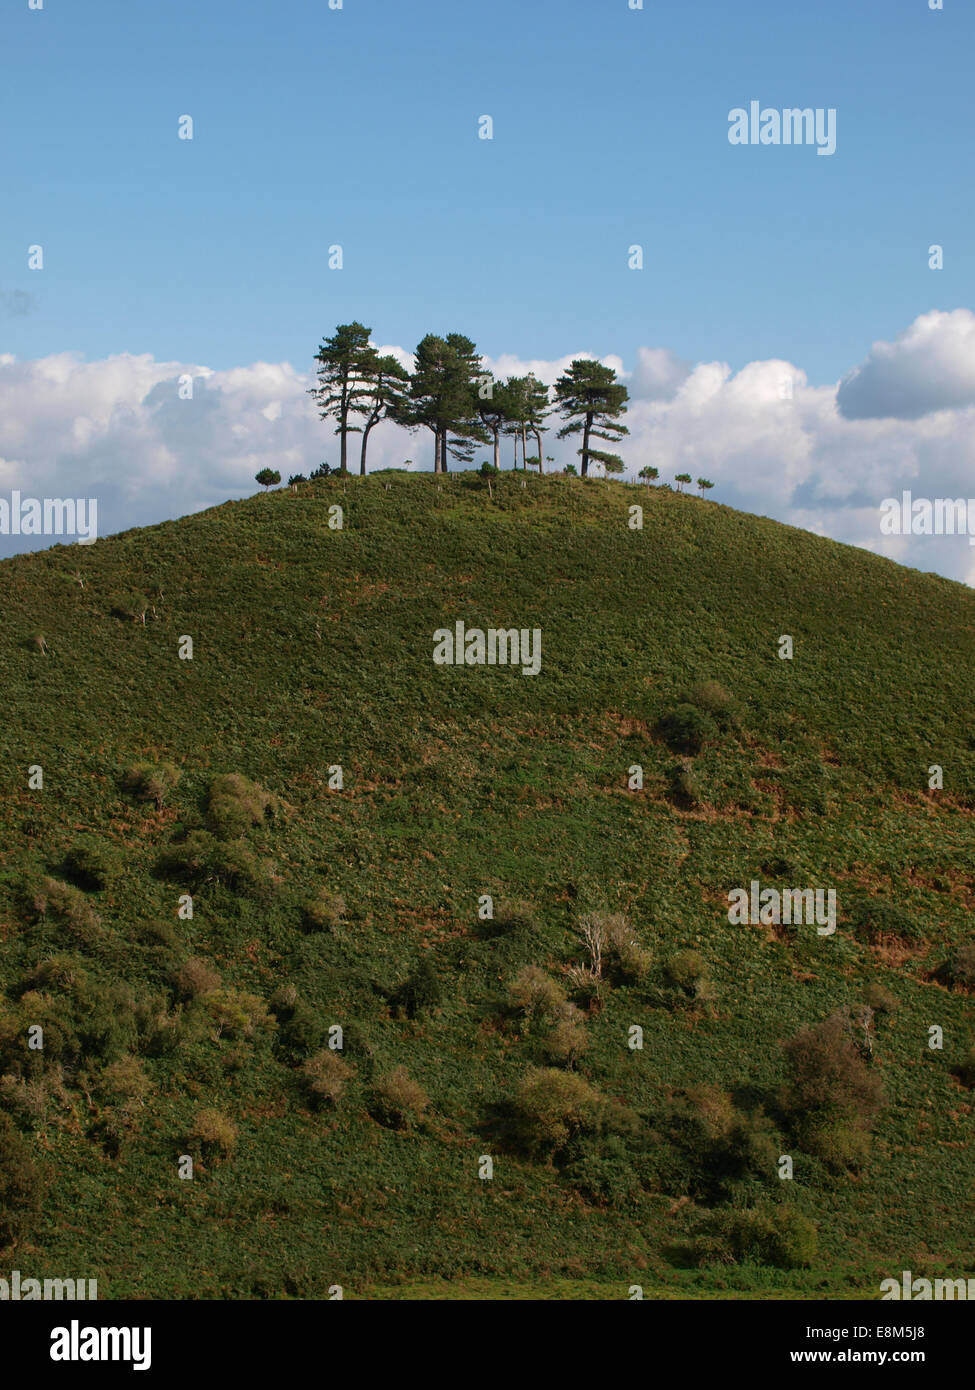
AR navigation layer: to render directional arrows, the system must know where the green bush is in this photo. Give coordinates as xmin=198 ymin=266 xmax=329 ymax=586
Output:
xmin=508 ymin=1067 xmax=606 ymax=1158
xmin=667 ymin=758 xmax=702 ymax=808
xmin=300 ymin=1049 xmax=350 ymax=1108
xmin=121 ymin=760 xmax=181 ymax=808
xmin=780 ymin=1011 xmax=884 ymax=1170
xmin=861 ymin=981 xmax=898 ymax=1015
xmin=658 ymin=703 xmax=717 ymax=754
xmin=302 ymin=888 xmax=346 ymax=933
xmin=683 ymin=1205 xmax=817 ymax=1269
xmin=684 ymin=680 xmax=741 ymax=730
xmin=508 ymin=965 xmax=566 ymax=1022
xmin=847 ymin=896 xmax=922 ymax=944
xmin=664 ymin=949 xmax=713 ymax=1001
xmin=370 ymin=1067 xmax=430 ymax=1130
xmin=393 ymin=958 xmax=441 ymax=1018
xmin=27 ymin=877 xmax=102 ymax=947
xmin=945 ymin=939 xmax=975 ymax=989
xmin=206 ymin=773 xmax=280 ymax=839
xmin=63 ymin=836 xmax=123 ymax=892
xmin=186 ymin=1107 xmax=237 ymax=1161
xmin=0 ymin=1112 xmax=45 ymax=1248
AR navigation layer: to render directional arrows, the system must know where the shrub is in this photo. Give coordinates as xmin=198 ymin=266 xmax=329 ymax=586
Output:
xmin=0 ymin=1112 xmax=45 ymax=1248
xmin=658 ymin=703 xmax=716 ymax=754
xmin=98 ymin=1055 xmax=152 ymax=1106
xmin=664 ymin=949 xmax=712 ymax=999
xmin=302 ymin=888 xmax=346 ymax=933
xmin=300 ymin=1050 xmax=349 ymax=1107
xmin=157 ymin=832 xmax=274 ymax=897
xmin=370 ymin=1067 xmax=430 ymax=1130
xmin=542 ymin=1015 xmax=588 ymax=1067
xmin=603 ymin=915 xmax=653 ymax=983
xmin=27 ymin=876 xmax=101 ymax=945
xmin=508 ymin=965 xmax=566 ymax=1022
xmin=561 ymin=1133 xmax=641 ymax=1206
xmin=187 ymin=1107 xmax=237 ymax=1160
xmin=683 ymin=1206 xmax=816 ymax=1269
xmin=667 ymin=758 xmax=702 ymax=808
xmin=174 ymin=958 xmax=221 ymax=1000
xmin=111 ymin=593 xmax=152 ymax=623
xmin=780 ymin=1011 xmax=884 ymax=1169
xmin=206 ymin=774 xmax=280 ymax=839
xmin=685 ymin=680 xmax=738 ymax=726
xmin=954 ymin=1047 xmax=975 ymax=1089
xmin=393 ymin=958 xmax=441 ymax=1018
xmin=946 ymin=939 xmax=975 ymax=990
xmin=509 ymin=1067 xmax=605 ymax=1158
xmin=861 ymin=981 xmax=898 ymax=1015
xmin=121 ymin=760 xmax=181 ymax=809
xmin=847 ymin=896 xmax=922 ymax=944
xmin=199 ymin=988 xmax=272 ymax=1040
xmin=659 ymin=1084 xmax=779 ymax=1198
xmin=63 ymin=836 xmax=122 ymax=891
xmin=494 ymin=899 xmax=536 ymax=932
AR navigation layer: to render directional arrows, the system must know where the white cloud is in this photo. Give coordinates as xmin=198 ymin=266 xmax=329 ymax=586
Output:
xmin=837 ymin=308 xmax=975 ymax=420
xmin=3 ymin=316 xmax=975 ymax=583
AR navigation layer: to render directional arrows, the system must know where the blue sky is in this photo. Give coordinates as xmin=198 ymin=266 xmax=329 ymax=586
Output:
xmin=3 ymin=0 xmax=975 ymax=581
xmin=5 ymin=0 xmax=971 ymax=379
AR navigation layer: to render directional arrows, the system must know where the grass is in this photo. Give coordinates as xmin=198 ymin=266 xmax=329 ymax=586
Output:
xmin=0 ymin=469 xmax=973 ymax=1299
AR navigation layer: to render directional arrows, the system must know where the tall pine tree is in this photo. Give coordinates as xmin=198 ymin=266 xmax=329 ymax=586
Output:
xmin=553 ymin=359 xmax=629 ymax=477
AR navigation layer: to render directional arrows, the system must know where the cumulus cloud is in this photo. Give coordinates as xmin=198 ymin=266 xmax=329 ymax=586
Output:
xmin=3 ymin=313 xmax=975 ymax=583
xmin=837 ymin=308 xmax=975 ymax=420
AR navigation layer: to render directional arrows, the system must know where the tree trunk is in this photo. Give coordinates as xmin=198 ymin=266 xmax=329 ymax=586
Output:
xmin=521 ymin=425 xmax=528 ymax=471
xmin=534 ymin=430 xmax=543 ymax=474
xmin=581 ymin=416 xmax=592 ymax=476
xmin=493 ymin=427 xmax=500 ymax=471
xmin=433 ymin=429 xmax=441 ymax=473
xmin=359 ymin=422 xmax=372 ymax=476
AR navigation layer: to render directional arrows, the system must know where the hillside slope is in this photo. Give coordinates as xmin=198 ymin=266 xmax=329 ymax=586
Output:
xmin=1 ymin=471 xmax=973 ymax=1299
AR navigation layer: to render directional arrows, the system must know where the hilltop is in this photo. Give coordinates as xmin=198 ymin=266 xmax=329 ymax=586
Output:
xmin=0 ymin=470 xmax=973 ymax=1299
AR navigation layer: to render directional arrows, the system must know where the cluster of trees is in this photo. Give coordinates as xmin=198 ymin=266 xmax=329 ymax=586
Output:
xmin=305 ymin=321 xmax=630 ymax=478
xmin=638 ymin=467 xmax=714 ymax=496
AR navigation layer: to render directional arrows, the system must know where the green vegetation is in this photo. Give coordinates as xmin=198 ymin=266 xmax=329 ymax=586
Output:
xmin=0 ymin=469 xmax=973 ymax=1299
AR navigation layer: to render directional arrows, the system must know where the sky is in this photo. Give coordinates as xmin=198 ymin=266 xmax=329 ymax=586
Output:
xmin=2 ymin=0 xmax=975 ymax=580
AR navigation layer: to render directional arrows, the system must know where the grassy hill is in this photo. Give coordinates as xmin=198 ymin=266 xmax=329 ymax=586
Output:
xmin=1 ymin=470 xmax=973 ymax=1300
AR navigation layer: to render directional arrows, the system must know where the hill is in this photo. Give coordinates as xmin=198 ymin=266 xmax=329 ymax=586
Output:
xmin=1 ymin=470 xmax=973 ymax=1299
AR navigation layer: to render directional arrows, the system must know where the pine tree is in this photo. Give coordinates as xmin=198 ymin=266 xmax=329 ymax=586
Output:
xmin=307 ymin=322 xmax=374 ymax=475
xmin=352 ymin=352 xmax=410 ymax=476
xmin=553 ymin=359 xmax=629 ymax=477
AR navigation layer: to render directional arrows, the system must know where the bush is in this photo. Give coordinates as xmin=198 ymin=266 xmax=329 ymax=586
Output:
xmin=954 ymin=1047 xmax=975 ymax=1089
xmin=121 ymin=760 xmax=181 ymax=808
xmin=494 ymin=899 xmax=536 ymax=932
xmin=199 ymin=988 xmax=272 ymax=1041
xmin=27 ymin=876 xmax=101 ymax=945
xmin=667 ymin=758 xmax=702 ymax=808
xmin=684 ymin=680 xmax=740 ymax=729
xmin=206 ymin=774 xmax=280 ymax=839
xmin=780 ymin=1011 xmax=884 ymax=1169
xmin=945 ymin=939 xmax=975 ymax=990
xmin=847 ymin=896 xmax=922 ymax=944
xmin=542 ymin=1014 xmax=588 ymax=1067
xmin=861 ymin=981 xmax=898 ymax=1015
xmin=370 ymin=1067 xmax=430 ymax=1130
xmin=63 ymin=836 xmax=122 ymax=891
xmin=508 ymin=965 xmax=566 ymax=1022
xmin=664 ymin=949 xmax=712 ymax=1000
xmin=603 ymin=915 xmax=653 ymax=983
xmin=301 ymin=1050 xmax=349 ymax=1108
xmin=157 ymin=832 xmax=274 ymax=897
xmin=658 ymin=703 xmax=716 ymax=754
xmin=174 ymin=958 xmax=221 ymax=1000
xmin=0 ymin=1112 xmax=45 ymax=1248
xmin=302 ymin=888 xmax=346 ymax=933
xmin=393 ymin=958 xmax=441 ymax=1018
xmin=187 ymin=1107 xmax=237 ymax=1160
xmin=683 ymin=1206 xmax=817 ymax=1269
xmin=659 ymin=1084 xmax=779 ymax=1199
xmin=509 ymin=1067 xmax=605 ymax=1158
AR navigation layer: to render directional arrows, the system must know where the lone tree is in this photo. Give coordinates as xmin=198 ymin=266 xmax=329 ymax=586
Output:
xmin=638 ymin=466 xmax=659 ymax=486
xmin=553 ymin=359 xmax=629 ymax=477
xmin=403 ymin=333 xmax=488 ymax=473
xmin=697 ymin=477 xmax=714 ymax=496
xmin=675 ymin=472 xmax=692 ymax=492
xmin=307 ymin=322 xmax=374 ymax=475
xmin=255 ymin=468 xmax=281 ymax=491
xmin=352 ymin=351 xmax=410 ymax=476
